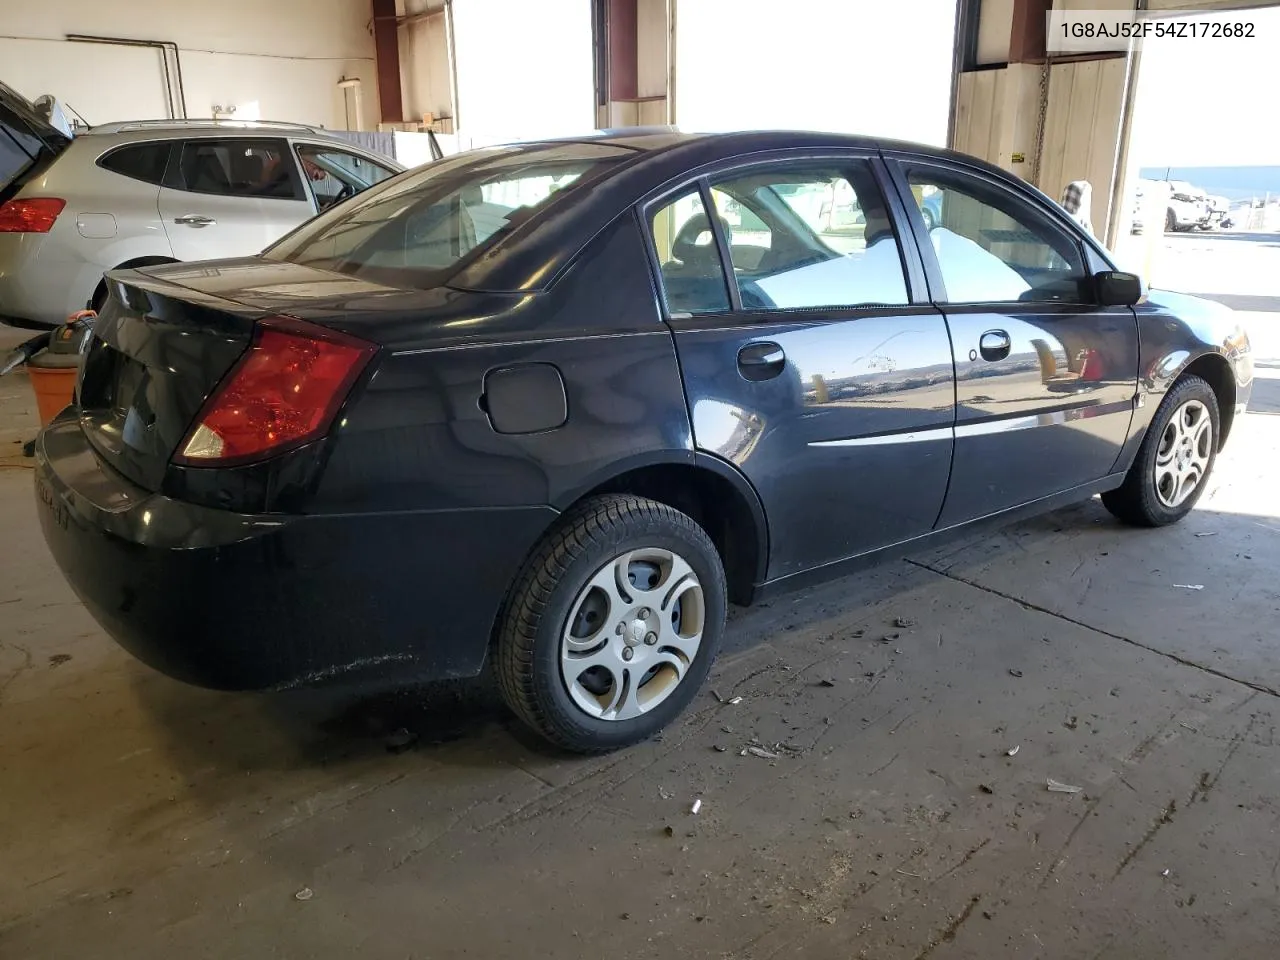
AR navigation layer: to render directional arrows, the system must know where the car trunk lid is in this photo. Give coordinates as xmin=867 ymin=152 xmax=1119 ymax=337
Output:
xmin=76 ymin=271 xmax=264 ymax=492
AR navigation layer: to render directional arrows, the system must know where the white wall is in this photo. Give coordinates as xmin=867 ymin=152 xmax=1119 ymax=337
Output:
xmin=0 ymin=0 xmax=377 ymax=128
xmin=674 ymin=0 xmax=957 ymax=145
xmin=450 ymin=0 xmax=595 ymax=139
xmin=400 ymin=0 xmax=454 ymax=123
xmin=1040 ymin=57 xmax=1128 ymax=232
xmin=952 ymin=62 xmax=1039 ymax=177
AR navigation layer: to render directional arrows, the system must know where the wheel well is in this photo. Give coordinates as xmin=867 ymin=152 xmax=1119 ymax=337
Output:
xmin=585 ymin=463 xmax=764 ymax=606
xmin=1180 ymin=353 xmax=1236 ymax=447
xmin=90 ymin=257 xmax=179 ymax=309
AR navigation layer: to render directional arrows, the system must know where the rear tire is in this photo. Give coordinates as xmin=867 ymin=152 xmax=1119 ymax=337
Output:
xmin=495 ymin=494 xmax=727 ymax=753
xmin=1102 ymin=375 xmax=1219 ymax=527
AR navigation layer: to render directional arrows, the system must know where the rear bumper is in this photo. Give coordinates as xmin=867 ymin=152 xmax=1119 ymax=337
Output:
xmin=34 ymin=410 xmax=555 ymax=690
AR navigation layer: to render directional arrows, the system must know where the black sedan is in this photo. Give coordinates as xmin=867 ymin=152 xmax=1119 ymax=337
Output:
xmin=34 ymin=129 xmax=1253 ymax=752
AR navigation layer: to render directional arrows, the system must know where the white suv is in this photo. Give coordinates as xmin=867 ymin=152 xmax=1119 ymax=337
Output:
xmin=1 ymin=90 xmax=402 ymax=329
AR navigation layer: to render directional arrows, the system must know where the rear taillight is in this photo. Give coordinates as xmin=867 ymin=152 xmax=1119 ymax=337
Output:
xmin=175 ymin=316 xmax=377 ymax=466
xmin=0 ymin=198 xmax=66 ymax=233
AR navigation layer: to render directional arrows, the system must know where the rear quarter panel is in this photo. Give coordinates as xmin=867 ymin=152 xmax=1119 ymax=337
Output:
xmin=310 ymin=213 xmax=695 ymax=514
xmin=5 ymin=143 xmax=172 ymax=321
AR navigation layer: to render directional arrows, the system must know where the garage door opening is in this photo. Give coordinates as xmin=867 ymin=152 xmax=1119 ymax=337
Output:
xmin=674 ymin=0 xmax=957 ymax=145
xmin=1112 ymin=4 xmax=1280 ymax=364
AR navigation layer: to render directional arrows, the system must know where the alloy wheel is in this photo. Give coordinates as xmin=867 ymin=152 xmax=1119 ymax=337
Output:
xmin=1154 ymin=399 xmax=1212 ymax=508
xmin=559 ymin=547 xmax=705 ymax=721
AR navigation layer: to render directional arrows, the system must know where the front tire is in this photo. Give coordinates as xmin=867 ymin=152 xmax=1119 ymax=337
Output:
xmin=1102 ymin=375 xmax=1219 ymax=527
xmin=495 ymin=494 xmax=727 ymax=753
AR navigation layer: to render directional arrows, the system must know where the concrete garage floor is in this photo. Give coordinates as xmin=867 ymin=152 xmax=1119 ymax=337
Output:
xmin=3 ymin=244 xmax=1280 ymax=958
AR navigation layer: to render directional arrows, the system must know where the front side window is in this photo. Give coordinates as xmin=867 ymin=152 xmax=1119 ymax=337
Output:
xmin=295 ymin=145 xmax=397 ymax=212
xmin=907 ymin=170 xmax=1089 ymax=304
xmin=649 ymin=187 xmax=731 ymax=315
xmin=708 ymin=161 xmax=909 ymax=311
xmin=264 ymin=142 xmax=629 ymax=289
xmin=175 ymin=138 xmax=303 ymax=201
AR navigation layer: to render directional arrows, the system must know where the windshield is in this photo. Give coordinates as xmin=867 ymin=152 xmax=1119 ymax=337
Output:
xmin=264 ymin=142 xmax=633 ymax=289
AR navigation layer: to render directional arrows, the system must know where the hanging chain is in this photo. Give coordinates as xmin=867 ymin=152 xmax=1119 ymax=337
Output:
xmin=1030 ymin=57 xmax=1051 ymax=188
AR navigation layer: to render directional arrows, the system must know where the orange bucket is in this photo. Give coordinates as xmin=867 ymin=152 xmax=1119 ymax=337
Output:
xmin=26 ymin=355 xmax=79 ymax=426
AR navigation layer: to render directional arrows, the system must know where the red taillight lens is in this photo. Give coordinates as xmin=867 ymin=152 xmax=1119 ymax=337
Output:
xmin=0 ymin=197 xmax=66 ymax=233
xmin=175 ymin=316 xmax=377 ymax=466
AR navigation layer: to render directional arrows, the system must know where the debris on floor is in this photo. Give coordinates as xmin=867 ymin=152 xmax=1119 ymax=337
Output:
xmin=1046 ymin=778 xmax=1084 ymax=794
xmin=712 ymin=690 xmax=744 ymax=705
xmin=745 ymin=746 xmax=780 ymax=760
xmin=1009 ymin=669 xmax=1024 ymax=678
xmin=385 ymin=728 xmax=418 ymax=753
xmin=690 ymin=799 xmax=702 ymax=815
xmin=979 ymin=784 xmax=994 ymax=794
xmin=1173 ymin=584 xmax=1205 ymax=590
xmin=1006 ymin=745 xmax=1020 ymax=757
xmin=893 ymin=616 xmax=916 ymax=628
xmin=294 ymin=887 xmax=314 ymax=901
xmin=814 ymin=678 xmax=837 ymax=688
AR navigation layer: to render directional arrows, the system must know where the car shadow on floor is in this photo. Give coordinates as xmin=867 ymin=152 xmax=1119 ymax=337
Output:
xmin=120 ymin=496 xmax=1161 ymax=778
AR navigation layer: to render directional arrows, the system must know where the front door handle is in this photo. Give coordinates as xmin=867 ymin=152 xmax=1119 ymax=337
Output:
xmin=978 ymin=329 xmax=1011 ymax=362
xmin=737 ymin=341 xmax=786 ymax=381
xmin=174 ymin=214 xmax=216 ymax=227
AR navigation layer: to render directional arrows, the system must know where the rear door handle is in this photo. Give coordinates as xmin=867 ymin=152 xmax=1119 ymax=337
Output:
xmin=737 ymin=341 xmax=786 ymax=381
xmin=174 ymin=214 xmax=215 ymax=227
xmin=978 ymin=329 xmax=1011 ymax=362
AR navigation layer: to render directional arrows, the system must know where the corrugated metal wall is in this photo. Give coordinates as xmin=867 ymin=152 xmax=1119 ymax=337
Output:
xmin=1039 ymin=57 xmax=1128 ymax=232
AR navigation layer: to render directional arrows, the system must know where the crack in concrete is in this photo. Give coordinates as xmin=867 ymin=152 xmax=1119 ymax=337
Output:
xmin=907 ymin=560 xmax=1280 ymax=700
xmin=1039 ymin=795 xmax=1103 ymax=890
xmin=934 ymin=837 xmax=991 ymax=883
xmin=1113 ymin=797 xmax=1177 ymax=878
xmin=910 ymin=894 xmax=981 ymax=960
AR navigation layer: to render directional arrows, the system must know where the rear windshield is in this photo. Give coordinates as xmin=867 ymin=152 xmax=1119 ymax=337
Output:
xmin=0 ymin=81 xmax=70 ymax=194
xmin=263 ymin=142 xmax=632 ymax=289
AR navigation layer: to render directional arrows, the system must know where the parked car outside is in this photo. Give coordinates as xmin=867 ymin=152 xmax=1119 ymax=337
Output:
xmin=1205 ymin=194 xmax=1233 ymax=230
xmin=0 ymin=94 xmax=402 ymax=329
xmin=34 ymin=129 xmax=1253 ymax=752
xmin=1164 ymin=180 xmax=1211 ymax=232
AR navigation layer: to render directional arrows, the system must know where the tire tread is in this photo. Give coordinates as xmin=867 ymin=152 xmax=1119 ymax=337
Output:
xmin=495 ymin=494 xmax=724 ymax=753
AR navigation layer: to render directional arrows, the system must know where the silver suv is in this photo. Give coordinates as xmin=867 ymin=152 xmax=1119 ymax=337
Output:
xmin=1 ymin=96 xmax=402 ymax=329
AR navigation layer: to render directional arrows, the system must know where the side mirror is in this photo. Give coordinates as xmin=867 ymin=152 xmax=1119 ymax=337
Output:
xmin=1095 ymin=270 xmax=1143 ymax=307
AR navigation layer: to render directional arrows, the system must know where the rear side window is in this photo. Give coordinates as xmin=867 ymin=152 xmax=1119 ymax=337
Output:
xmin=649 ymin=187 xmax=732 ymax=315
xmin=707 ymin=161 xmax=909 ymax=311
xmin=98 ymin=143 xmax=170 ymax=185
xmin=174 ymin=138 xmax=304 ymax=201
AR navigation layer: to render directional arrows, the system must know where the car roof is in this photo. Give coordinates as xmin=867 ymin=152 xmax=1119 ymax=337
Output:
xmin=446 ymin=127 xmax=1057 ymax=293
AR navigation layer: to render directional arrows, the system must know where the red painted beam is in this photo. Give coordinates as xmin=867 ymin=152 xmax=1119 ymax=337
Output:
xmin=371 ymin=0 xmax=404 ymax=123
xmin=1009 ymin=0 xmax=1050 ymax=64
xmin=608 ymin=0 xmax=638 ymax=101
